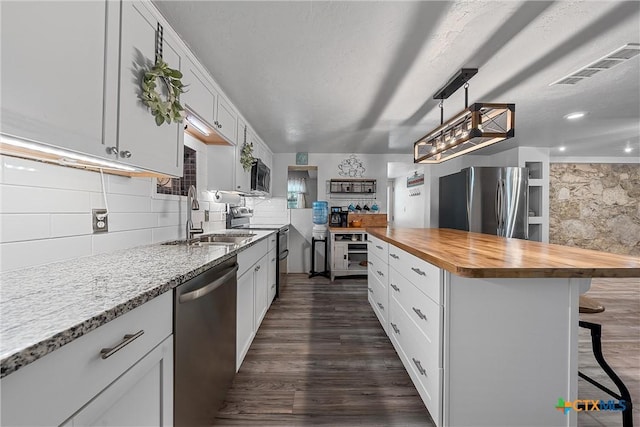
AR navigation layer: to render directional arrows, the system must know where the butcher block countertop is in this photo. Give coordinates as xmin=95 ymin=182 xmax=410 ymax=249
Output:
xmin=367 ymin=227 xmax=640 ymax=279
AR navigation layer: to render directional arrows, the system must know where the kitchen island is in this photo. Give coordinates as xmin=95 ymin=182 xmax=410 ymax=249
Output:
xmin=366 ymin=227 xmax=640 ymax=427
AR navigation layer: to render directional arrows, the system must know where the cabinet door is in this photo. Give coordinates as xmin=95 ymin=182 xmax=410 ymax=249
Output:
xmin=0 ymin=1 xmax=118 ymax=160
xmin=215 ymin=96 xmax=237 ymax=144
xmin=236 ymin=269 xmax=254 ymax=371
xmin=254 ymin=256 xmax=269 ymax=330
xmin=67 ymin=336 xmax=173 ymax=426
xmin=332 ymin=243 xmax=348 ymax=271
xmin=235 ymin=118 xmax=251 ymax=192
xmin=182 ymin=57 xmax=216 ymax=127
xmin=118 ymin=1 xmax=184 ymax=176
xmin=268 ymin=249 xmax=277 ymax=308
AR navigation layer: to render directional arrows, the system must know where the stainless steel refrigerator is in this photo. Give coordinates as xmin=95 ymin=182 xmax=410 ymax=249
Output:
xmin=439 ymin=167 xmax=529 ymax=239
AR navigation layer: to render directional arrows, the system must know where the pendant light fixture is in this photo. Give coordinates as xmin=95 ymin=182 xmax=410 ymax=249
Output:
xmin=413 ymin=68 xmax=515 ymax=164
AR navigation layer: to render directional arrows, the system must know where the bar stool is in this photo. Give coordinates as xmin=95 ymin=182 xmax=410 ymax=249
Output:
xmin=578 ymin=295 xmax=633 ymax=427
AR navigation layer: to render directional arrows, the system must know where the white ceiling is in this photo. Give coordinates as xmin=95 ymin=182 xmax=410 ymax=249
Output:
xmin=154 ymin=1 xmax=640 ymax=158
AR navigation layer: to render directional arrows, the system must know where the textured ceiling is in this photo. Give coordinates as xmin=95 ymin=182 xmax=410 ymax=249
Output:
xmin=154 ymin=1 xmax=640 ymax=158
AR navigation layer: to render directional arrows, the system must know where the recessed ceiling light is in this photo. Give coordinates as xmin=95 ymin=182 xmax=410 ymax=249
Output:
xmin=564 ymin=112 xmax=585 ymax=120
xmin=558 ymin=146 xmax=566 ymax=152
xmin=625 ymin=147 xmax=633 ymax=153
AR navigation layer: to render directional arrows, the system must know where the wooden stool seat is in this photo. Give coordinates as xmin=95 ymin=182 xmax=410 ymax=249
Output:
xmin=579 ymin=295 xmax=605 ymax=314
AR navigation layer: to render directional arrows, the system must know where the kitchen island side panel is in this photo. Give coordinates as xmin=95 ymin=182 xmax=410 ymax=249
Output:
xmin=443 ymin=274 xmax=587 ymax=427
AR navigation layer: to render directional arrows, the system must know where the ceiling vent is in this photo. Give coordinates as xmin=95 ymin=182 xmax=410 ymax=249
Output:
xmin=550 ymin=43 xmax=640 ymax=86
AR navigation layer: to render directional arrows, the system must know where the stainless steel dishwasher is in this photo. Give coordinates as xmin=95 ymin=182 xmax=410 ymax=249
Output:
xmin=174 ymin=257 xmax=238 ymax=426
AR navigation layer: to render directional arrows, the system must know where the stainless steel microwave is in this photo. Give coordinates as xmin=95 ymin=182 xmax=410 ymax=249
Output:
xmin=251 ymin=159 xmax=270 ymax=193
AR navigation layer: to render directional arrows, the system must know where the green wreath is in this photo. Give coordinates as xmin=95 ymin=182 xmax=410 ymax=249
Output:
xmin=141 ymin=59 xmax=186 ymax=126
xmin=240 ymin=142 xmax=255 ymax=172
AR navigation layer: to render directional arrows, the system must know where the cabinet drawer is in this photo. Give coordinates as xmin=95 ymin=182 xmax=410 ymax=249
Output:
xmin=368 ymin=234 xmax=388 ymax=261
xmin=238 ymin=238 xmax=268 ymax=276
xmin=388 ymin=245 xmax=442 ymax=304
xmin=389 ymin=295 xmax=441 ymax=424
xmin=367 ymin=250 xmax=388 ymax=287
xmin=267 ymin=232 xmax=277 ymax=253
xmin=368 ymin=270 xmax=388 ymax=331
xmin=0 ymin=292 xmax=172 ymax=426
xmin=389 ymin=266 xmax=441 ymax=355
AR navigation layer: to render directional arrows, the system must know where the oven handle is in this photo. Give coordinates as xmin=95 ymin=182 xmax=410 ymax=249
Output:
xmin=278 ymin=249 xmax=289 ymax=261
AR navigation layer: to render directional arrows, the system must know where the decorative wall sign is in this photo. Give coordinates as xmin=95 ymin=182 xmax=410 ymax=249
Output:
xmin=296 ymin=152 xmax=308 ymax=165
xmin=407 ymin=171 xmax=424 ymax=188
xmin=337 ymin=154 xmax=366 ymax=177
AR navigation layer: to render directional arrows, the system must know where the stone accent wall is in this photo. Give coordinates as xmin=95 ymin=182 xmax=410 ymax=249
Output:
xmin=549 ymin=163 xmax=640 ymax=256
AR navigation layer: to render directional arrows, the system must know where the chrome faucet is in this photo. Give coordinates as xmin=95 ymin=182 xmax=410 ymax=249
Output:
xmin=186 ymin=185 xmax=204 ymax=241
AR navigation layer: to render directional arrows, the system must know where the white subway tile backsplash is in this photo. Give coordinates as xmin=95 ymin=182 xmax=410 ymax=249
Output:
xmin=108 ymin=213 xmax=158 ymax=232
xmin=0 ymin=236 xmax=92 ymax=272
xmin=151 ymin=197 xmax=181 ymax=213
xmin=157 ymin=212 xmax=181 ymax=227
xmin=0 ymin=184 xmax=92 ymax=214
xmin=151 ymin=226 xmax=181 ymax=244
xmin=107 ymin=175 xmax=153 ymax=196
xmin=0 ymin=156 xmax=102 ymax=192
xmin=103 ymin=193 xmax=151 ymax=213
xmin=50 ymin=214 xmax=93 ymax=238
xmin=0 ymin=214 xmax=51 ymax=242
xmin=92 ymin=229 xmax=153 ymax=255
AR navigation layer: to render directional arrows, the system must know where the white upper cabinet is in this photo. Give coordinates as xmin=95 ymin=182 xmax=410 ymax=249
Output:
xmin=117 ymin=1 xmax=184 ymax=176
xmin=182 ymin=58 xmax=216 ymax=127
xmin=0 ymin=1 xmax=119 ymax=160
xmin=215 ymin=96 xmax=237 ymax=143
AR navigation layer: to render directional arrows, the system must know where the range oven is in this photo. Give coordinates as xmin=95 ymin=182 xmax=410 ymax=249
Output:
xmin=227 ymin=207 xmax=288 ymax=298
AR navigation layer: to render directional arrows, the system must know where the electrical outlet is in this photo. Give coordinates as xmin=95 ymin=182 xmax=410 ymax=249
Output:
xmin=92 ymin=209 xmax=108 ymax=233
xmin=204 ymin=210 xmax=210 ymax=222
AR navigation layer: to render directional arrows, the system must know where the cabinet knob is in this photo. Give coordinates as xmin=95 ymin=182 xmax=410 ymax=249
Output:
xmin=106 ymin=146 xmax=118 ymax=156
xmin=368 ymin=287 xmax=373 ymax=293
xmin=120 ymin=150 xmax=132 ymax=158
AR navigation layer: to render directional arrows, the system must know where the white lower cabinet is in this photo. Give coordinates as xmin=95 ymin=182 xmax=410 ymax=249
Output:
xmin=368 ymin=242 xmax=443 ymax=426
xmin=0 ymin=292 xmax=173 ymax=426
xmin=236 ymin=237 xmax=272 ymax=371
xmin=63 ymin=336 xmax=173 ymax=426
xmin=268 ymin=248 xmax=277 ymax=308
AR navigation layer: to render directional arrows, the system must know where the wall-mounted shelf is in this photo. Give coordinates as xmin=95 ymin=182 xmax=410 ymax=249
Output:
xmin=329 ymin=179 xmax=376 ymax=194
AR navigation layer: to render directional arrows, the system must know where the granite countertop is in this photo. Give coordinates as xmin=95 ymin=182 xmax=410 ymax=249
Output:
xmin=367 ymin=227 xmax=640 ymax=278
xmin=0 ymin=229 xmax=276 ymax=378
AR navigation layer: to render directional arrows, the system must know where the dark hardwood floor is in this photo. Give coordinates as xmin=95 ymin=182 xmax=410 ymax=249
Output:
xmin=215 ymin=275 xmax=639 ymax=426
xmin=214 ymin=274 xmax=434 ymax=426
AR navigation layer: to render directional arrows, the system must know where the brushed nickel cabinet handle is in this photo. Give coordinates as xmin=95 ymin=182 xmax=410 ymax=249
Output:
xmin=367 ymin=260 xmax=373 ymax=265
xmin=390 ymin=322 xmax=400 ymax=334
xmin=100 ymin=330 xmax=144 ymax=359
xmin=271 ymin=284 xmax=276 ymax=289
xmin=368 ymin=287 xmax=373 ymax=293
xmin=376 ymin=245 xmax=383 ymax=250
xmin=255 ymin=265 xmax=261 ymax=271
xmin=412 ymin=358 xmax=426 ymax=376
xmin=412 ymin=307 xmax=427 ymax=320
xmin=377 ymin=302 xmax=384 ymax=311
xmin=389 ymin=253 xmax=399 ymax=259
xmin=390 ymin=284 xmax=400 ymax=292
xmin=411 ymin=267 xmax=426 ymax=276
xmin=376 ymin=270 xmax=384 ymax=277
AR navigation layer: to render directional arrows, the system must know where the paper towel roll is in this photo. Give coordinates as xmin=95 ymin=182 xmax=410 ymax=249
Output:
xmin=213 ymin=191 xmax=242 ymax=204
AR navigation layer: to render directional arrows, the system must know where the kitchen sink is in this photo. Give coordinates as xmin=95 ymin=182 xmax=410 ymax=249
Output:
xmin=161 ymin=233 xmax=256 ymax=246
xmin=199 ymin=234 xmax=255 ymax=244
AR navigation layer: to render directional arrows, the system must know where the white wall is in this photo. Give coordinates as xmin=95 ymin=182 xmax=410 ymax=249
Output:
xmin=0 ymin=134 xmax=226 ymax=272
